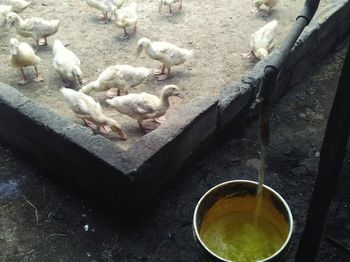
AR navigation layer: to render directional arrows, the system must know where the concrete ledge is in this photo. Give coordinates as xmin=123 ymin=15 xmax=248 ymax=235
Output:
xmin=0 ymin=82 xmax=217 ymax=208
xmin=0 ymin=1 xmax=349 ymax=209
xmin=126 ymin=96 xmax=218 ymax=205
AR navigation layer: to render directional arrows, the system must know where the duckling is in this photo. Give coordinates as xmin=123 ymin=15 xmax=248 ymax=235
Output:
xmin=80 ymin=65 xmax=151 ymax=97
xmin=53 ymin=39 xmax=83 ymax=86
xmin=2 ymin=0 xmax=30 ymax=13
xmin=242 ymin=20 xmax=278 ymax=60
xmin=137 ymin=37 xmax=193 ymax=80
xmin=0 ymin=5 xmax=12 ymax=26
xmin=106 ymin=85 xmax=181 ymax=132
xmin=115 ymin=1 xmax=137 ymax=38
xmin=6 ymin=12 xmax=60 ymax=46
xmin=60 ymin=87 xmax=127 ymax=140
xmin=84 ymin=0 xmax=125 ymax=23
xmin=252 ymin=0 xmax=278 ymax=16
xmin=9 ymin=37 xmax=43 ymax=84
xmin=159 ymin=0 xmax=182 ymax=14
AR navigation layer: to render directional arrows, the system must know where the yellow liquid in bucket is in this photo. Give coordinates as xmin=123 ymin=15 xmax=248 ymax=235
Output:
xmin=199 ymin=196 xmax=289 ymax=262
xmin=200 ymin=213 xmax=285 ymax=261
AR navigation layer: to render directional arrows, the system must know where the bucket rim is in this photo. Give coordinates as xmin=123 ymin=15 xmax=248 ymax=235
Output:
xmin=193 ymin=179 xmax=294 ymax=262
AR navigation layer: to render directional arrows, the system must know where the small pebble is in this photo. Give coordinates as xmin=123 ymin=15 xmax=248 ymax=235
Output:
xmin=298 ymin=113 xmax=307 ymax=119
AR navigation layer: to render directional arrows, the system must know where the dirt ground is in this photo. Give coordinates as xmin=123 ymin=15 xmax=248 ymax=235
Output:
xmin=0 ymin=37 xmax=349 ymax=261
xmin=0 ymin=0 xmax=332 ymax=149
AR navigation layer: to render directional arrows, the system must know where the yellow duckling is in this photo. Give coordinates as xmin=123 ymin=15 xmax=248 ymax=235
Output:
xmin=106 ymin=85 xmax=182 ymax=132
xmin=9 ymin=37 xmax=43 ymax=84
xmin=115 ymin=1 xmax=137 ymax=38
xmin=159 ymin=0 xmax=182 ymax=14
xmin=6 ymin=12 xmax=60 ymax=46
xmin=252 ymin=0 xmax=278 ymax=16
xmin=79 ymin=64 xmax=151 ymax=97
xmin=53 ymin=39 xmax=83 ymax=86
xmin=2 ymin=0 xmax=30 ymax=13
xmin=242 ymin=20 xmax=278 ymax=60
xmin=60 ymin=87 xmax=127 ymax=140
xmin=84 ymin=0 xmax=125 ymax=23
xmin=137 ymin=37 xmax=193 ymax=80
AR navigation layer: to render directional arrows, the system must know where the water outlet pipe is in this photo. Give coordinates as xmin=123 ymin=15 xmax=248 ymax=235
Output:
xmin=256 ymin=0 xmax=320 ymax=146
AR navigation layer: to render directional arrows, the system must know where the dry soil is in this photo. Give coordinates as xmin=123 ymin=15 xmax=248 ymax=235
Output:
xmin=0 ymin=0 xmax=332 ymax=149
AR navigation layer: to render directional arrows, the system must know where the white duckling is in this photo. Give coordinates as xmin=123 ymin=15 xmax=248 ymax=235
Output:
xmin=115 ymin=1 xmax=137 ymax=38
xmin=6 ymin=12 xmax=60 ymax=46
xmin=60 ymin=87 xmax=127 ymax=140
xmin=53 ymin=39 xmax=83 ymax=86
xmin=242 ymin=20 xmax=278 ymax=60
xmin=1 ymin=0 xmax=30 ymax=13
xmin=9 ymin=37 xmax=43 ymax=84
xmin=84 ymin=0 xmax=125 ymax=23
xmin=137 ymin=37 xmax=193 ymax=80
xmin=106 ymin=85 xmax=181 ymax=132
xmin=159 ymin=0 xmax=182 ymax=14
xmin=80 ymin=65 xmax=151 ymax=96
xmin=252 ymin=0 xmax=278 ymax=16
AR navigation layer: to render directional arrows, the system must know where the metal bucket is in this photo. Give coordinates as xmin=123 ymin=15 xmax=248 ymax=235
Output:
xmin=193 ymin=180 xmax=293 ymax=262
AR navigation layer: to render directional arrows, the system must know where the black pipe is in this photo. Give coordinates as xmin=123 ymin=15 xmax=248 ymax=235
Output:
xmin=266 ymin=0 xmax=320 ymax=71
xmin=295 ymin=42 xmax=350 ymax=262
xmin=256 ymin=0 xmax=320 ymax=145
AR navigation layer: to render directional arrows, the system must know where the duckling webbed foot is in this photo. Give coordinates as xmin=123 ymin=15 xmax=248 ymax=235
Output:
xmin=157 ymin=68 xmax=171 ymax=81
xmin=83 ymin=119 xmax=96 ymax=130
xmin=138 ymin=120 xmax=156 ymax=133
xmin=18 ymin=79 xmax=28 ymax=85
xmin=106 ymin=88 xmax=121 ymax=97
xmin=19 ymin=69 xmax=28 ymax=85
xmin=241 ymin=51 xmax=254 ymax=59
xmin=250 ymin=8 xmax=259 ymax=14
xmin=157 ymin=75 xmax=170 ymax=81
xmin=153 ymin=65 xmax=165 ymax=75
xmin=34 ymin=67 xmax=44 ymax=82
xmin=34 ymin=76 xmax=44 ymax=83
xmin=153 ymin=116 xmax=166 ymax=124
xmin=100 ymin=125 xmax=111 ymax=134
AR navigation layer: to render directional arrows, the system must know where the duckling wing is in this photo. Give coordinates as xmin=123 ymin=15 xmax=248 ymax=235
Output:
xmin=99 ymin=66 xmax=123 ymax=81
xmin=71 ymin=99 xmax=90 ymax=116
xmin=134 ymin=92 xmax=160 ymax=116
xmin=154 ymin=42 xmax=192 ymax=65
xmin=22 ymin=17 xmax=59 ymax=37
xmin=251 ymin=20 xmax=277 ymax=51
xmin=136 ymin=100 xmax=155 ymax=115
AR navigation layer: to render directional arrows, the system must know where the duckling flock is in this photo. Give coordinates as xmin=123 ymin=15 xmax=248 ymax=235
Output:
xmin=2 ymin=0 xmax=279 ymax=141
